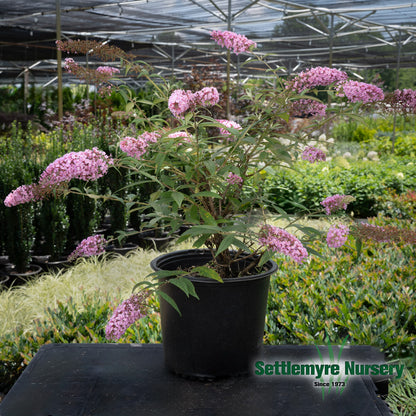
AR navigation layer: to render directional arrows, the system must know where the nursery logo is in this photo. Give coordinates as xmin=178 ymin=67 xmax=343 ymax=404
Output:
xmin=254 ymin=337 xmax=405 ymax=400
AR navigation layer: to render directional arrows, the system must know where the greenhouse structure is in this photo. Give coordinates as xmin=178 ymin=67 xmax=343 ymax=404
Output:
xmin=0 ymin=2 xmax=415 ymax=416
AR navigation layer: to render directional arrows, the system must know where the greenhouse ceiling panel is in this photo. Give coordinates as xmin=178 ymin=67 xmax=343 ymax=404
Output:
xmin=0 ymin=0 xmax=415 ymax=84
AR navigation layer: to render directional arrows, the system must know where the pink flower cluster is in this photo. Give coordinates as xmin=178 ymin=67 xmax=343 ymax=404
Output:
xmin=168 ymin=89 xmax=195 ymax=118
xmin=98 ymin=85 xmax=114 ymax=97
xmin=105 ymin=293 xmax=148 ymax=341
xmin=211 ymin=30 xmax=257 ymax=55
xmin=301 ymin=146 xmax=326 ymax=163
xmin=336 ymin=80 xmax=384 ymax=103
xmin=64 ymin=58 xmax=78 ymax=73
xmin=168 ymin=87 xmax=220 ymax=118
xmin=227 ymin=172 xmax=243 ymax=186
xmin=4 ymin=184 xmax=38 ymax=207
xmin=354 ymin=223 xmax=416 ymax=245
xmin=321 ymin=194 xmax=354 ymax=215
xmin=4 ymin=148 xmax=114 ymax=207
xmin=67 ymin=234 xmax=107 ymax=261
xmin=259 ymin=225 xmax=308 ymax=263
xmin=288 ymin=67 xmax=348 ymax=92
xmin=119 ymin=132 xmax=161 ymax=160
xmin=326 ymin=224 xmax=349 ymax=248
xmin=194 ymin=87 xmax=220 ymax=107
xmin=291 ymin=99 xmax=327 ymax=117
xmin=168 ymin=131 xmax=192 ymax=144
xmin=216 ymin=119 xmax=242 ymax=138
xmin=391 ymin=89 xmax=416 ymax=113
xmin=96 ymin=66 xmax=120 ymax=76
xmin=39 ymin=147 xmax=114 ymax=187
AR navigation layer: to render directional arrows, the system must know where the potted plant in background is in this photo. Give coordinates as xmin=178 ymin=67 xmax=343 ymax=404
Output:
xmin=2 ymin=157 xmax=41 ymax=282
xmin=32 ymin=197 xmax=71 ymax=272
xmin=65 ymin=179 xmax=102 ymax=252
xmin=4 ymin=31 xmax=415 ymax=378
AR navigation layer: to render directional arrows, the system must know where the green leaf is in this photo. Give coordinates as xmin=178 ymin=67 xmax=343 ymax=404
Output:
xmin=176 ymin=233 xmax=192 ymax=244
xmin=147 ymin=270 xmax=187 ymax=280
xmin=258 ymin=250 xmax=273 ymax=268
xmin=156 ymin=290 xmax=181 ymax=316
xmin=192 ymin=234 xmax=211 ymax=248
xmin=198 ymin=207 xmax=217 ymax=226
xmin=192 ymin=266 xmax=223 ymax=283
xmin=137 ymin=99 xmax=155 ymax=106
xmin=125 ymin=102 xmax=135 ymax=113
xmin=181 ymin=225 xmax=221 ymax=236
xmin=354 ymin=238 xmax=363 ymax=263
xmin=203 ymin=160 xmax=217 ymax=176
xmin=185 ymin=205 xmax=200 ymax=224
xmin=216 ymin=235 xmax=250 ymax=256
xmin=193 ymin=191 xmax=222 ymax=199
xmin=171 ymin=191 xmax=185 ymax=209
xmin=131 ymin=280 xmax=158 ymax=292
xmin=306 ymin=246 xmax=326 ymax=260
xmin=169 ymin=276 xmax=199 ymax=299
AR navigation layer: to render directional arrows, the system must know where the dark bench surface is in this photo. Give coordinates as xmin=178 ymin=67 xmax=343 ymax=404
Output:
xmin=0 ymin=344 xmax=393 ymax=416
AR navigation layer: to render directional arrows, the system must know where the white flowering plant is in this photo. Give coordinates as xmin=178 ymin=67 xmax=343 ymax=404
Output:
xmin=5 ymin=31 xmax=416 ymax=337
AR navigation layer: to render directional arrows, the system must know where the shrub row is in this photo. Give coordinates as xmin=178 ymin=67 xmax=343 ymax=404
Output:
xmin=0 ymin=120 xmax=140 ymax=272
xmin=0 ymin=293 xmax=161 ymax=393
xmin=332 ymin=114 xmax=416 ymax=158
xmin=1 ymin=215 xmax=414 ymax=395
xmin=264 ymin=158 xmax=416 ymax=217
xmin=265 ymin=216 xmax=416 ymax=362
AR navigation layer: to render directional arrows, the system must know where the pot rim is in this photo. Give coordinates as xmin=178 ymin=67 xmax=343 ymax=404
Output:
xmin=150 ymin=249 xmax=277 ymax=283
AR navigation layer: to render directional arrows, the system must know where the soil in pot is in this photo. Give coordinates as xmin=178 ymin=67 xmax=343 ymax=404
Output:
xmin=6 ymin=264 xmax=43 ymax=287
xmin=137 ymin=230 xmax=176 ymax=251
xmin=32 ymin=255 xmax=73 ymax=273
xmin=106 ymin=242 xmax=139 ymax=256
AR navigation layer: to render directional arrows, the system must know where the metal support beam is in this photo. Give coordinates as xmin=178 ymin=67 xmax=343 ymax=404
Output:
xmin=392 ymin=30 xmax=403 ymax=154
xmin=226 ymin=0 xmax=232 ymax=119
xmin=56 ymin=0 xmax=63 ymax=120
xmin=328 ymin=13 xmax=334 ymax=67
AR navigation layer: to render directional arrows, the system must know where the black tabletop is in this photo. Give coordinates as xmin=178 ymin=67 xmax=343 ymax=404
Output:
xmin=0 ymin=343 xmax=393 ymax=416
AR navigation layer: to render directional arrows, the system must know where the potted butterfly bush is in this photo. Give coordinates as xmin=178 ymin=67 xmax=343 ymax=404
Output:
xmin=5 ymin=30 xmax=413 ymax=378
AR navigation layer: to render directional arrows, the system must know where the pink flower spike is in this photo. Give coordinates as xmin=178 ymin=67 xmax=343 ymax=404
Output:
xmin=105 ymin=293 xmax=148 ymax=341
xmin=68 ymin=234 xmax=107 ymax=261
xmin=321 ymin=194 xmax=355 ymax=215
xmin=259 ymin=225 xmax=308 ymax=263
xmin=64 ymin=58 xmax=84 ymax=75
xmin=391 ymin=89 xmax=416 ymax=113
xmin=216 ymin=119 xmax=242 ymax=138
xmin=96 ymin=66 xmax=120 ymax=76
xmin=227 ymin=172 xmax=243 ymax=186
xmin=120 ymin=136 xmax=148 ymax=159
xmin=301 ymin=146 xmax=326 ymax=163
xmin=39 ymin=147 xmax=113 ymax=188
xmin=326 ymin=224 xmax=349 ymax=248
xmin=291 ymin=99 xmax=327 ymax=118
xmin=168 ymin=131 xmax=192 ymax=144
xmin=4 ymin=184 xmax=38 ymax=207
xmin=168 ymin=89 xmax=194 ymax=118
xmin=287 ymin=67 xmax=348 ymax=93
xmin=119 ymin=132 xmax=160 ymax=159
xmin=194 ymin=87 xmax=220 ymax=107
xmin=336 ymin=80 xmax=384 ymax=103
xmin=211 ymin=30 xmax=257 ymax=55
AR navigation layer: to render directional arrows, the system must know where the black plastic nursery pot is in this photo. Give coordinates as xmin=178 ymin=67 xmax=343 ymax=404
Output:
xmin=150 ymin=249 xmax=277 ymax=379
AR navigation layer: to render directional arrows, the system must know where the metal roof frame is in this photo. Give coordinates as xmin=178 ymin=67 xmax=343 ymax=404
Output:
xmin=0 ymin=0 xmax=415 ymax=87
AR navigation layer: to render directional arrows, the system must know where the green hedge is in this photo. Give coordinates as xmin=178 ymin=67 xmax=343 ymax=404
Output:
xmin=265 ymin=217 xmax=416 ymax=361
xmin=0 ymin=293 xmax=161 ymax=393
xmin=1 ymin=215 xmax=414 ymax=392
xmin=0 ymin=119 xmax=132 ymax=267
xmin=265 ymin=158 xmax=416 ymax=217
